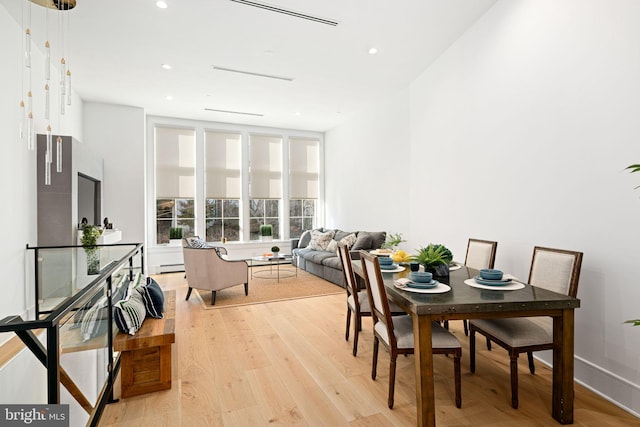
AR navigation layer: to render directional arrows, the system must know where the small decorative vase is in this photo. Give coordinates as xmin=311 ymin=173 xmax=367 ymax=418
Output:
xmin=86 ymin=249 xmax=100 ymax=275
xmin=272 ymin=251 xmax=280 ymax=258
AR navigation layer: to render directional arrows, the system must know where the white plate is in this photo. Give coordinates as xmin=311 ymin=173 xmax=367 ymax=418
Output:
xmin=394 ymin=280 xmax=451 ymax=294
xmin=464 ymin=278 xmax=525 ymax=291
xmin=370 ymin=249 xmax=393 ymax=256
xmin=381 ymin=265 xmax=405 ymax=273
xmin=449 ymin=262 xmax=462 ymax=271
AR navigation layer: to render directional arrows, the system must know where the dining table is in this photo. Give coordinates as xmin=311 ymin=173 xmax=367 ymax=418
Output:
xmin=351 ymin=259 xmax=580 ymax=427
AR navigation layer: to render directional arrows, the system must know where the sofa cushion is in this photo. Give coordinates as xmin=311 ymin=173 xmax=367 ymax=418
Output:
xmin=334 ymin=230 xmax=355 ymax=242
xmin=353 ymin=231 xmax=386 ymax=250
xmin=322 ymin=256 xmax=342 ymax=270
xmin=352 ymin=233 xmax=373 ymax=250
xmin=307 ymin=229 xmax=335 ymax=251
xmin=298 ymin=229 xmax=313 ymax=248
xmin=303 ymin=250 xmax=337 ymax=265
xmin=326 ymin=232 xmax=357 ymax=253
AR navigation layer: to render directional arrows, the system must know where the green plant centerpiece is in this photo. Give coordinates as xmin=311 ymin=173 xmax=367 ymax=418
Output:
xmin=271 ymin=245 xmax=280 ymax=257
xmin=81 ymin=224 xmax=101 ymax=275
xmin=626 ymin=164 xmax=640 ymax=325
xmin=169 ymin=226 xmax=183 ymax=240
xmin=414 ymin=243 xmax=454 ymax=276
xmin=260 ymin=224 xmax=273 ymax=242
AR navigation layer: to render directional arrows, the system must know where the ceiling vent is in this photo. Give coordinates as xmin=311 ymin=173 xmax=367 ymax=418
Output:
xmin=204 ymin=108 xmax=264 ymax=117
xmin=212 ymin=66 xmax=294 ymax=82
xmin=229 ymin=0 xmax=339 ymax=26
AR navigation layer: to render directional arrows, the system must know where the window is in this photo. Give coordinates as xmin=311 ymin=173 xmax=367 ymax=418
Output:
xmin=149 ymin=118 xmax=322 ymax=246
xmin=249 ymin=134 xmax=282 ymax=240
xmin=205 ymin=131 xmax=242 ymax=242
xmin=289 ymin=137 xmax=319 ymax=238
xmin=155 ymin=127 xmax=196 ymax=244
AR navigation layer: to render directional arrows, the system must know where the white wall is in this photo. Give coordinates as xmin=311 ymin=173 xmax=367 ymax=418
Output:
xmin=83 ymin=102 xmax=146 ymax=245
xmin=326 ymin=0 xmax=640 ymax=417
xmin=325 ymin=88 xmax=411 ymax=240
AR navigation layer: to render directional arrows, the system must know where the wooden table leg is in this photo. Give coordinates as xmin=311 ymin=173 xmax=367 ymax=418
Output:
xmin=552 ymin=309 xmax=575 ymax=424
xmin=413 ymin=314 xmax=435 ymax=427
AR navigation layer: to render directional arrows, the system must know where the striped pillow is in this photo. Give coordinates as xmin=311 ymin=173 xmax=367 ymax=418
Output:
xmin=114 ymin=284 xmax=147 ymax=335
xmin=80 ymin=296 xmax=108 ymax=342
xmin=137 ymin=277 xmax=165 ymax=319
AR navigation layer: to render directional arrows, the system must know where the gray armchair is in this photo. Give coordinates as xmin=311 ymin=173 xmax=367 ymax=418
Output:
xmin=183 ymin=246 xmax=248 ymax=305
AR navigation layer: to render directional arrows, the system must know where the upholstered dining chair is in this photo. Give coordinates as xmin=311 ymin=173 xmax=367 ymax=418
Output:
xmin=469 ymin=246 xmax=583 ymax=409
xmin=338 ymin=242 xmax=405 ymax=357
xmin=360 ymin=250 xmax=462 ymax=409
xmin=460 ymin=238 xmax=498 ymax=335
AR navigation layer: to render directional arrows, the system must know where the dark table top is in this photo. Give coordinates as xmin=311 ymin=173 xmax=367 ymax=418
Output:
xmin=354 ymin=263 xmax=580 ymax=317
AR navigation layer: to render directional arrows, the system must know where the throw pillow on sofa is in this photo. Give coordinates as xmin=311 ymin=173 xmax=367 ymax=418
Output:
xmin=326 ymin=233 xmax=357 ymax=253
xmin=307 ymin=229 xmax=335 ymax=251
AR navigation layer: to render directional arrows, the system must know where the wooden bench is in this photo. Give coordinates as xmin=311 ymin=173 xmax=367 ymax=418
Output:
xmin=113 ymin=290 xmax=176 ymax=398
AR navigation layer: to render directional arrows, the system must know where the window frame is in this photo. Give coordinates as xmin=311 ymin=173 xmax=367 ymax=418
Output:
xmin=146 ymin=116 xmax=324 ymax=248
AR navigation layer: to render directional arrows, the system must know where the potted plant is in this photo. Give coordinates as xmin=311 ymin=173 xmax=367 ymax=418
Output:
xmin=169 ymin=227 xmax=183 ymax=245
xmin=381 ymin=232 xmax=406 ymax=251
xmin=271 ymin=246 xmax=280 ymax=257
xmin=260 ymin=224 xmax=273 ymax=242
xmin=413 ymin=243 xmax=454 ymax=276
xmin=626 ymin=164 xmax=640 ymax=326
xmin=81 ymin=224 xmax=101 ymax=275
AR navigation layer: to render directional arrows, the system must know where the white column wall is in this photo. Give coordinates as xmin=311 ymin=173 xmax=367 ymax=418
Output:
xmin=83 ymin=102 xmax=146 ymax=245
xmin=324 ymin=88 xmax=411 ymax=243
xmin=326 ymin=0 xmax=640 ymax=417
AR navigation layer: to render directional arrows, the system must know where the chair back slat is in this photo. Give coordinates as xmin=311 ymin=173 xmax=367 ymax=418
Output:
xmin=465 ymin=239 xmax=498 ymax=270
xmin=338 ymin=242 xmax=357 ymax=299
xmin=528 ymin=246 xmax=583 ymax=297
xmin=360 ymin=251 xmax=397 ymax=347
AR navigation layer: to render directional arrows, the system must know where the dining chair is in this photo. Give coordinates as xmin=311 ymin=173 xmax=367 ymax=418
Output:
xmin=338 ymin=242 xmax=405 ymax=356
xmin=469 ymin=246 xmax=583 ymax=409
xmin=360 ymin=250 xmax=462 ymax=409
xmin=460 ymin=238 xmax=498 ymax=335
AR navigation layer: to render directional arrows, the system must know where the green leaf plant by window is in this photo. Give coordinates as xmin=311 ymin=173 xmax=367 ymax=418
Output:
xmin=626 ymin=164 xmax=640 ymax=326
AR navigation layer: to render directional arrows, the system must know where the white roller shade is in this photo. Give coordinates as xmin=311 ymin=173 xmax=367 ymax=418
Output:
xmin=155 ymin=127 xmax=196 ymax=198
xmin=249 ymin=134 xmax=282 ymax=198
xmin=205 ymin=131 xmax=242 ymax=198
xmin=289 ymin=137 xmax=319 ymax=199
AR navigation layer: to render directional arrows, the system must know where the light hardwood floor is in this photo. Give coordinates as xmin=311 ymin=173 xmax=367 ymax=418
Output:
xmin=99 ymin=273 xmax=639 ymax=426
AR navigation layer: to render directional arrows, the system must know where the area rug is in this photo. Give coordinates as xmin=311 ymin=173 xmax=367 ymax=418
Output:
xmin=194 ymin=270 xmax=343 ymax=309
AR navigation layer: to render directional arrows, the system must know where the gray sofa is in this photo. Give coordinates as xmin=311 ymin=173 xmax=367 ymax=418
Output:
xmin=291 ymin=228 xmax=386 ymax=287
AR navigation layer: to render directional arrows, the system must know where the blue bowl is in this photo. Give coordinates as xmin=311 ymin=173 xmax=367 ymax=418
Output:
xmin=378 ymin=257 xmax=393 ymax=265
xmin=479 ymin=269 xmax=503 ymax=280
xmin=410 ymin=271 xmax=433 ymax=283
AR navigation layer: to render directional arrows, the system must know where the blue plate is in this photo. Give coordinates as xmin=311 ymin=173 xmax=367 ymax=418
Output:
xmin=380 ymin=263 xmax=398 ymax=270
xmin=407 ymin=280 xmax=439 ymax=289
xmin=474 ymin=276 xmax=512 ymax=286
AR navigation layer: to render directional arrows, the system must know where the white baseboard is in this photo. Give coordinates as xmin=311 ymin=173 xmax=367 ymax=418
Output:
xmin=532 ymin=353 xmax=640 ymax=419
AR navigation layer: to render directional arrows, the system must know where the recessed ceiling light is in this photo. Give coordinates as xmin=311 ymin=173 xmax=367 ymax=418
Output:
xmin=156 ymin=1 xmax=168 ymax=9
xmin=161 ymin=64 xmax=172 ymax=70
xmin=368 ymin=47 xmax=378 ymax=55
xmin=294 ymin=112 xmax=301 ymax=116
xmin=165 ymin=95 xmax=173 ymax=101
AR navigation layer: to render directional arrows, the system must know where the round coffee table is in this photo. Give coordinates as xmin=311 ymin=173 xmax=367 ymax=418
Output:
xmin=249 ymin=255 xmax=297 ymax=282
